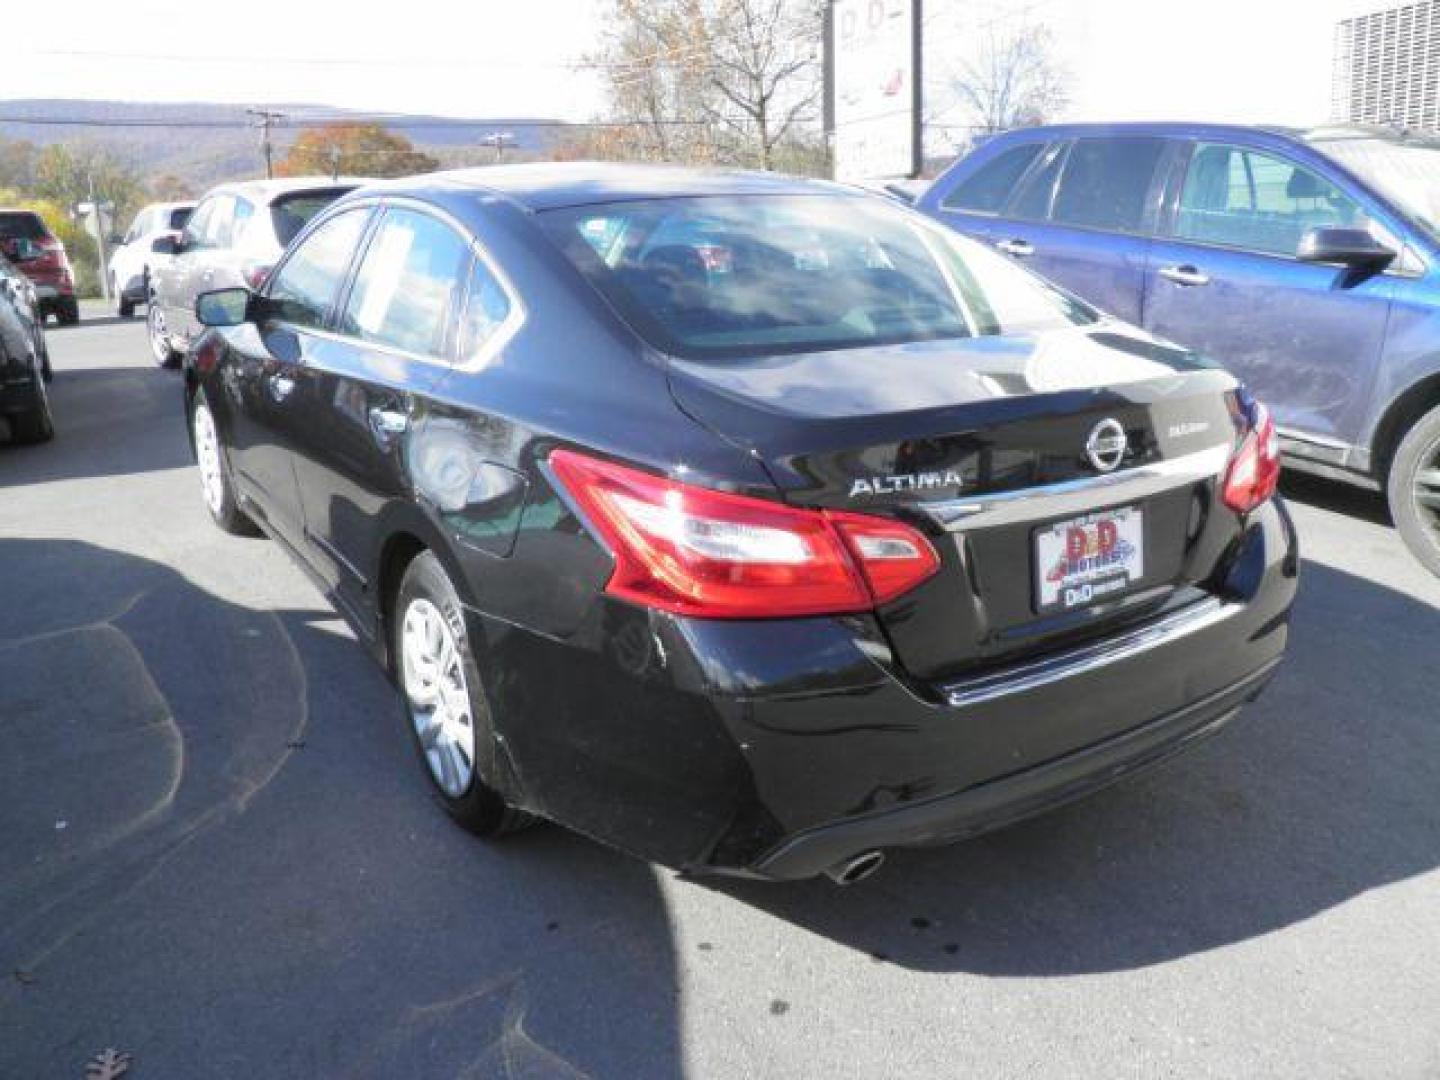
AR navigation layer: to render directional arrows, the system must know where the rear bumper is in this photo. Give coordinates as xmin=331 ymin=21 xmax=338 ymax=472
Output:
xmin=476 ymin=498 xmax=1298 ymax=880
xmin=752 ymin=657 xmax=1278 ymax=880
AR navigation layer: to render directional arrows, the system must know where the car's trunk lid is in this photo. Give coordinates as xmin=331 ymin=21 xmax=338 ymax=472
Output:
xmin=667 ymin=324 xmax=1247 ymax=684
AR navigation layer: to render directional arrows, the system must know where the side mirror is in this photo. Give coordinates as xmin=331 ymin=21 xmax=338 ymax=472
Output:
xmin=195 ymin=287 xmax=252 ymax=327
xmin=1297 ymin=227 xmax=1396 ymax=271
xmin=151 ymin=233 xmax=182 ymax=255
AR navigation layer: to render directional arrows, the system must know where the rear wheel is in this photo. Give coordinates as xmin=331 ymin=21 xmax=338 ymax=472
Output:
xmin=148 ymin=299 xmax=179 ymax=367
xmin=1388 ymin=401 xmax=1440 ymax=577
xmin=55 ymin=298 xmax=79 ymax=327
xmin=116 ymin=279 xmax=135 ymax=319
xmin=191 ymin=388 xmax=257 ymax=535
xmin=394 ymin=551 xmax=530 ymax=837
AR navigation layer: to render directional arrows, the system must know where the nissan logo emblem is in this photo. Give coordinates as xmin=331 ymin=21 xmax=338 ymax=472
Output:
xmin=1085 ymin=419 xmax=1128 ymax=473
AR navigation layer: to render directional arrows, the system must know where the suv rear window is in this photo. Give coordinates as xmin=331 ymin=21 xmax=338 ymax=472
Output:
xmin=942 ymin=142 xmax=1044 ymax=213
xmin=271 ymin=189 xmax=354 ymax=246
xmin=0 ymin=212 xmax=50 ymax=241
xmin=1050 ymin=137 xmax=1166 ymax=233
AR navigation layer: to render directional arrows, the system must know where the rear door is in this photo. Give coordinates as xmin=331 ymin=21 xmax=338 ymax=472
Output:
xmin=225 ymin=205 xmax=374 ymax=551
xmin=1142 ymin=140 xmax=1393 ymax=442
xmin=983 ymin=136 xmax=1169 ymax=325
xmin=288 ymin=203 xmax=469 ymax=625
xmin=927 ymin=138 xmax=1052 ymax=247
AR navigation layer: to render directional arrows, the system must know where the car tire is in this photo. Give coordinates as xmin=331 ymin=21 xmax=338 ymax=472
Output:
xmin=1388 ymin=401 xmax=1440 ymax=577
xmin=56 ymin=299 xmax=79 ymax=327
xmin=148 ymin=299 xmax=180 ymax=368
xmin=116 ymin=282 xmax=135 ymax=319
xmin=190 ymin=387 xmax=258 ymax=536
xmin=38 ymin=340 xmax=52 ymax=383
xmin=9 ymin=364 xmax=54 ymax=444
xmin=393 ymin=551 xmax=532 ymax=837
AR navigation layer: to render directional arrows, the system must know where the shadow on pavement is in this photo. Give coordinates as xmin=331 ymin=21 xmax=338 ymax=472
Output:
xmin=1280 ymin=471 xmax=1392 ymax=527
xmin=0 ymin=539 xmax=681 ymax=1079
xmin=0 ymin=364 xmax=193 ymax=485
xmin=706 ymin=558 xmax=1440 ymax=974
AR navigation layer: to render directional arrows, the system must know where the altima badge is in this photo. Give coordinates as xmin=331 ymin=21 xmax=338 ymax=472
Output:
xmin=849 ymin=470 xmax=965 ymax=498
xmin=1085 ymin=419 xmax=1128 ymax=473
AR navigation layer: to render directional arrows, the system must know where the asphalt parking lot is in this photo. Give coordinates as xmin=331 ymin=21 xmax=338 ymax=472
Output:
xmin=2 ymin=303 xmax=1439 ymax=1079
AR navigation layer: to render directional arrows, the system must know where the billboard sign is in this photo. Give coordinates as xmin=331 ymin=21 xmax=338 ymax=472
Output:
xmin=830 ymin=0 xmax=920 ymax=182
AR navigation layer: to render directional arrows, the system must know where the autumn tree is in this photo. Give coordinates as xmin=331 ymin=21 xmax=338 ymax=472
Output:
xmin=588 ymin=0 xmax=826 ymax=172
xmin=276 ymin=123 xmax=440 ymax=179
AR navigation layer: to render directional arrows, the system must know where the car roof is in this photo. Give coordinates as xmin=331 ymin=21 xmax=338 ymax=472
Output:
xmin=977 ymin=121 xmax=1307 ymax=142
xmin=357 ymin=162 xmax=854 ymax=211
xmin=203 ymin=176 xmax=371 ymax=204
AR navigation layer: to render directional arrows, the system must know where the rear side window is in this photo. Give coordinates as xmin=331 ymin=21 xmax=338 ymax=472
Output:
xmin=271 ymin=190 xmax=352 ymax=247
xmin=266 ymin=208 xmax=371 ymax=330
xmin=1174 ymin=143 xmax=1368 ymax=256
xmin=941 ymin=143 xmax=1044 ymax=213
xmin=339 ymin=207 xmax=469 ymax=357
xmin=459 ymin=255 xmax=514 ymax=364
xmin=1051 ymin=137 xmax=1166 ymax=233
xmin=0 ymin=212 xmax=49 ymax=241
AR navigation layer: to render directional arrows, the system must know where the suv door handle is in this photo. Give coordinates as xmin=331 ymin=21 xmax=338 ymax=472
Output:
xmin=1158 ymin=264 xmax=1211 ymax=287
xmin=996 ymin=238 xmax=1035 ymax=258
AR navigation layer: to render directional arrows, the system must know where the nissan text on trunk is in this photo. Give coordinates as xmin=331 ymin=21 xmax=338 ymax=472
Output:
xmin=183 ymin=165 xmax=1298 ymax=884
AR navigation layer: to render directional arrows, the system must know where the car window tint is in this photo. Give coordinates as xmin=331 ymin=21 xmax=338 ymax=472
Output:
xmin=1175 ymin=143 xmax=1368 ymax=256
xmin=941 ymin=143 xmax=1044 ymax=213
xmin=0 ymin=212 xmax=48 ymax=241
xmin=168 ymin=207 xmax=193 ymax=232
xmin=1009 ymin=144 xmax=1066 ymax=221
xmin=266 ymin=208 xmax=370 ymax=330
xmin=339 ymin=208 xmax=468 ymax=356
xmin=271 ymin=191 xmax=350 ymax=247
xmin=459 ymin=255 xmax=514 ymax=363
xmin=1051 ymin=137 xmax=1166 ymax=233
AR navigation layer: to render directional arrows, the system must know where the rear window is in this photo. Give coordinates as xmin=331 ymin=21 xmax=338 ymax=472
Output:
xmin=270 ymin=189 xmax=353 ymax=246
xmin=0 ymin=212 xmax=50 ymax=241
xmin=168 ymin=207 xmax=193 ymax=231
xmin=541 ymin=195 xmax=1097 ymax=361
xmin=942 ymin=142 xmax=1044 ymax=213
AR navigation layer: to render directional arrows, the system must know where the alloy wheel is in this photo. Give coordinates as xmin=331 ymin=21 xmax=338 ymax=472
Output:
xmin=192 ymin=398 xmax=225 ymax=516
xmin=147 ymin=303 xmax=171 ymax=364
xmin=400 ymin=598 xmax=476 ymax=798
xmin=1413 ymin=441 xmax=1440 ymax=539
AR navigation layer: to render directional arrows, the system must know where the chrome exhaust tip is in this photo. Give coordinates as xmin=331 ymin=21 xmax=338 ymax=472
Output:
xmin=825 ymin=850 xmax=885 ymax=886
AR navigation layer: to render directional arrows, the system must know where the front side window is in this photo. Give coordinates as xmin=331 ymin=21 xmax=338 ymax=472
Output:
xmin=1175 ymin=143 xmax=1368 ymax=256
xmin=942 ymin=142 xmax=1044 ymax=214
xmin=541 ymin=195 xmax=1097 ymax=361
xmin=265 ymin=208 xmax=370 ymax=330
xmin=1051 ymin=137 xmax=1166 ymax=233
xmin=339 ymin=208 xmax=469 ymax=356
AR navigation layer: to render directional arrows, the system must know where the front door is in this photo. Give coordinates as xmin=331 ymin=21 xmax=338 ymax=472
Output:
xmin=227 ymin=205 xmax=374 ymax=549
xmin=1143 ymin=141 xmax=1393 ymax=443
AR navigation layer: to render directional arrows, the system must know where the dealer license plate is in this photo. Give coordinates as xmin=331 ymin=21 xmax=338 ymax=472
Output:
xmin=1035 ymin=506 xmax=1145 ymax=613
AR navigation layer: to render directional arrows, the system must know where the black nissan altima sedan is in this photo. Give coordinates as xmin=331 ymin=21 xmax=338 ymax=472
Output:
xmin=183 ymin=164 xmax=1297 ymax=884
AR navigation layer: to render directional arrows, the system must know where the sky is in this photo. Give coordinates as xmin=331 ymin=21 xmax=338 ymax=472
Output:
xmin=1 ymin=0 xmax=606 ymax=119
xmin=0 ymin=0 xmax=1393 ymax=128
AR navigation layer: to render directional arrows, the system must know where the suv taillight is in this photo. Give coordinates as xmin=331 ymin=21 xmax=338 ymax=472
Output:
xmin=548 ymin=448 xmax=940 ymax=619
xmin=1222 ymin=399 xmax=1281 ymax=513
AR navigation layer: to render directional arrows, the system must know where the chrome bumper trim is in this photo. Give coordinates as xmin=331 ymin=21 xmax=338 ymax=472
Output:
xmin=920 ymin=443 xmax=1232 ymax=531
xmin=942 ymin=597 xmax=1239 ymax=708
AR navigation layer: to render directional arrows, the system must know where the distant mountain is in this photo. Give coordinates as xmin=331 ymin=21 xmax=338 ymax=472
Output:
xmin=0 ymin=99 xmax=572 ymax=191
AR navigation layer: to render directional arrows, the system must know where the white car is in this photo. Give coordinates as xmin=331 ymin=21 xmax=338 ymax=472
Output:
xmin=108 ymin=201 xmax=195 ymax=319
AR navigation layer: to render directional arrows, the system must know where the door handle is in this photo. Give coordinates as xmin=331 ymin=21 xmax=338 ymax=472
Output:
xmin=1158 ymin=264 xmax=1211 ymax=287
xmin=996 ymin=238 xmax=1035 ymax=258
xmin=267 ymin=372 xmax=296 ymax=401
xmin=368 ymin=405 xmax=409 ymax=440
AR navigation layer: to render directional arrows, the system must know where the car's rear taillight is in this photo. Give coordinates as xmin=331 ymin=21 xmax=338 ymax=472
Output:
xmin=548 ymin=448 xmax=940 ymax=618
xmin=1222 ymin=399 xmax=1280 ymax=513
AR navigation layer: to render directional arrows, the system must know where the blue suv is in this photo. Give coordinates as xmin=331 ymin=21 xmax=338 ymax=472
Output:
xmin=919 ymin=122 xmax=1440 ymax=574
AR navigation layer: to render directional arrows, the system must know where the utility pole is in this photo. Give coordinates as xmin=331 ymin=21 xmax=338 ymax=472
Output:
xmin=87 ymin=172 xmax=110 ymax=303
xmin=246 ymin=108 xmax=285 ymax=179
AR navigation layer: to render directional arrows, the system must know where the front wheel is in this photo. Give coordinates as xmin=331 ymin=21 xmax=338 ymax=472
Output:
xmin=1388 ymin=401 xmax=1440 ymax=577
xmin=55 ymin=298 xmax=79 ymax=327
xmin=191 ymin=388 xmax=257 ymax=535
xmin=148 ymin=300 xmax=180 ymax=368
xmin=116 ymin=281 xmax=135 ymax=319
xmin=394 ymin=551 xmax=531 ymax=837
xmin=9 ymin=362 xmax=54 ymax=444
